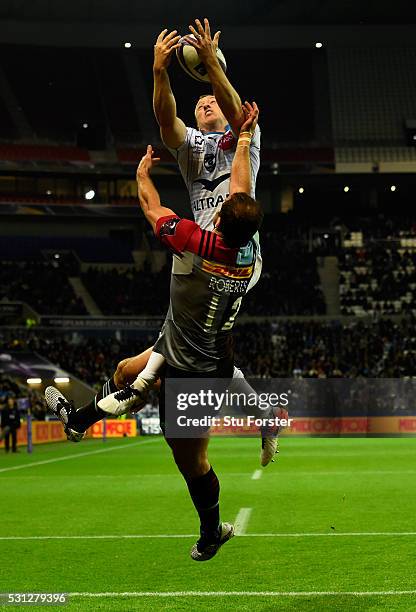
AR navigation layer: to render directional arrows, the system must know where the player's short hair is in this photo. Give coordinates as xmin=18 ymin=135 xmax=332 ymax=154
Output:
xmin=218 ymin=193 xmax=263 ymax=248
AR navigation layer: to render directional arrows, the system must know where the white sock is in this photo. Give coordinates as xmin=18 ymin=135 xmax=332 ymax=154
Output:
xmin=229 ymin=366 xmax=272 ymax=419
xmin=232 ymin=366 xmax=245 ymax=379
xmin=133 ymin=351 xmax=165 ymax=387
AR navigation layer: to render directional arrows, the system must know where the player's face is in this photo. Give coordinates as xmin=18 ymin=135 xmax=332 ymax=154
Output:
xmin=195 ymin=96 xmax=227 ymax=132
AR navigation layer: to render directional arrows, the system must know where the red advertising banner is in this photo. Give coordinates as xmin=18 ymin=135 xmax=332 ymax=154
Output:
xmin=210 ymin=416 xmax=416 ymax=436
xmin=284 ymin=416 xmax=416 ymax=435
xmin=0 ymin=421 xmax=67 ymax=448
xmin=32 ymin=421 xmax=67 ymax=443
xmin=88 ymin=419 xmax=137 ymax=438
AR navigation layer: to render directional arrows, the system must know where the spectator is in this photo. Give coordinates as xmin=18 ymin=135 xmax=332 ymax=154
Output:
xmin=1 ymin=395 xmax=21 ymax=452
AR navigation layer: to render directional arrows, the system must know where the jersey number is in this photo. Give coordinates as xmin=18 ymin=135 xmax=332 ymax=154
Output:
xmin=221 ymin=297 xmax=242 ymax=331
xmin=204 ymin=296 xmax=242 ymax=332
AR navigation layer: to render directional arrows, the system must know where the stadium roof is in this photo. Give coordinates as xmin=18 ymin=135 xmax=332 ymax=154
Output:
xmin=0 ymin=0 xmax=415 ymax=26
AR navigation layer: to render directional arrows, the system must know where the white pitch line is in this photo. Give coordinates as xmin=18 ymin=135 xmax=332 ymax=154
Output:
xmin=234 ymin=507 xmax=252 ymax=535
xmin=0 ymin=534 xmax=195 ymax=541
xmin=251 ymin=469 xmax=262 ymax=480
xmin=0 ymin=439 xmax=160 ymax=474
xmin=1 ymin=531 xmax=416 ymax=541
xmin=2 ymin=468 xmax=415 ymax=479
xmin=69 ymin=590 xmax=416 ymax=598
xmin=284 ymin=470 xmax=416 ymax=476
xmin=242 ymin=531 xmax=416 ymax=538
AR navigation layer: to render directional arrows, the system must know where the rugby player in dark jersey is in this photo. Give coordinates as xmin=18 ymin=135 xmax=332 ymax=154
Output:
xmin=45 ymin=103 xmax=266 ymax=560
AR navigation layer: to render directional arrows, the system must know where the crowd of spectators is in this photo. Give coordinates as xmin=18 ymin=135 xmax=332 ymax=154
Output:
xmin=0 ymin=260 xmax=87 ymax=316
xmin=243 ymin=233 xmax=326 ymax=315
xmin=339 ymin=245 xmax=416 ymax=315
xmin=233 ymin=317 xmax=416 ymax=378
xmin=2 ymin=317 xmax=415 ymax=422
xmin=82 ymin=263 xmax=171 ymax=316
xmin=81 ymin=231 xmax=326 ymax=317
xmin=3 ymin=316 xmax=416 ymax=384
xmin=0 ymin=374 xmax=46 ymax=420
xmin=4 ymin=211 xmax=416 ymax=321
xmin=1 ymin=330 xmax=156 ymax=390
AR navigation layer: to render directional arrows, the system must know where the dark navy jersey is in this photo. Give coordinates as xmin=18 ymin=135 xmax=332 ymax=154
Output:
xmin=153 ymin=215 xmax=257 ymax=372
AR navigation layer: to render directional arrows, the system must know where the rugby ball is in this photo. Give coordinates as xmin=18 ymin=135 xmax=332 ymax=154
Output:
xmin=176 ymin=35 xmax=227 ymax=83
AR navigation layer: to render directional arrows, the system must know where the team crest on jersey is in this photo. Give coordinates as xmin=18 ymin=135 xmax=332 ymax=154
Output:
xmin=159 ymin=217 xmax=181 ymax=236
xmin=204 ymin=153 xmax=216 ymax=172
xmin=218 ymin=131 xmax=236 ymax=151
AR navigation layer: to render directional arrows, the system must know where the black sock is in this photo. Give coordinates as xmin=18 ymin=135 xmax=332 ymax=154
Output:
xmin=186 ymin=466 xmax=220 ymax=537
xmin=71 ymin=377 xmax=118 ymax=431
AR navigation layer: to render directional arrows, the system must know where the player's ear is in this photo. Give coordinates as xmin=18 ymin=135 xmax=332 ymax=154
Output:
xmin=213 ymin=211 xmax=221 ymax=228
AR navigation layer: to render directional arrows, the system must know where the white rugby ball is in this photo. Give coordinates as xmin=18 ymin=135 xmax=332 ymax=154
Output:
xmin=176 ymin=35 xmax=227 ymax=83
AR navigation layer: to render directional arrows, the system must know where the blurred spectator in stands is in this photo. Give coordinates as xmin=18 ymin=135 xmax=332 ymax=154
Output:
xmin=1 ymin=395 xmax=21 ymax=452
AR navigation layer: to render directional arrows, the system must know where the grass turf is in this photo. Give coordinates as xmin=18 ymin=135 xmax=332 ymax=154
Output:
xmin=0 ymin=436 xmax=415 ymax=611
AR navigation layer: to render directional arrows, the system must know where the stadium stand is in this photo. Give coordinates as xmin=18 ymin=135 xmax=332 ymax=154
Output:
xmin=243 ymin=231 xmax=326 ymax=316
xmin=0 ymin=236 xmax=135 ymax=263
xmin=0 ymin=260 xmax=87 ymax=315
xmin=81 ymin=263 xmax=171 ymax=316
xmin=0 ymin=45 xmax=318 ymax=148
xmin=328 ymin=47 xmax=416 ymax=146
xmin=0 ymin=144 xmax=90 ymax=162
xmin=0 ymin=374 xmax=46 ymax=420
xmin=1 ymin=46 xmax=107 ymax=143
xmin=2 ymin=316 xmax=416 ymax=383
xmin=339 ymin=244 xmax=416 ymax=315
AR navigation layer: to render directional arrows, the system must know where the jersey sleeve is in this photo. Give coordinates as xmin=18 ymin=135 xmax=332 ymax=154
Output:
xmin=249 ymin=124 xmax=261 ymax=199
xmin=165 ymin=127 xmax=204 ymax=186
xmin=155 ymin=215 xmax=201 ymax=255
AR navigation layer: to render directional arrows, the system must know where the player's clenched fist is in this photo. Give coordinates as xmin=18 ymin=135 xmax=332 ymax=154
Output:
xmin=153 ymin=28 xmax=182 ymax=71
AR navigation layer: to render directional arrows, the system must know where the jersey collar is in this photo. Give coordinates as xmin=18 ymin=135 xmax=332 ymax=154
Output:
xmin=202 ymin=124 xmax=231 ymax=135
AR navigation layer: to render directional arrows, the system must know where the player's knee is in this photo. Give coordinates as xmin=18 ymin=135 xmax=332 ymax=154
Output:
xmin=114 ymin=358 xmax=131 ymax=389
xmin=174 ymin=454 xmax=210 ymax=480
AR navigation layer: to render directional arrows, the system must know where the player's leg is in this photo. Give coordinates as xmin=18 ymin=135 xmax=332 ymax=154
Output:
xmin=97 ymin=350 xmax=164 ymax=415
xmin=11 ymin=427 xmax=17 ymax=452
xmin=44 ymin=346 xmax=157 ymax=441
xmin=166 ymin=436 xmax=234 ymax=561
xmin=4 ymin=429 xmax=10 ymax=452
xmin=113 ymin=347 xmax=154 ymax=388
xmin=231 ymin=365 xmax=288 ymax=466
xmin=159 ymin=364 xmax=233 ymax=561
xmin=0 ymin=425 xmax=9 ymax=443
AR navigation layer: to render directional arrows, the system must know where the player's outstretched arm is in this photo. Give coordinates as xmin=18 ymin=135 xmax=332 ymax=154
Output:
xmin=136 ymin=145 xmax=175 ymax=230
xmin=185 ymin=18 xmax=245 ymax=134
xmin=153 ymin=29 xmax=187 ymax=149
xmin=230 ymin=101 xmax=259 ymax=195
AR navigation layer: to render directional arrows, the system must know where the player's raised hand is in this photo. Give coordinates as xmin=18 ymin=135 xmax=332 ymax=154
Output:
xmin=153 ymin=28 xmax=182 ymax=70
xmin=185 ymin=18 xmax=221 ymax=61
xmin=240 ymin=101 xmax=259 ymax=136
xmin=137 ymin=145 xmax=160 ymax=179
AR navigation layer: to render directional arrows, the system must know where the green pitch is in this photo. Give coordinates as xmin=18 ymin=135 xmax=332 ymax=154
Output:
xmin=0 ymin=436 xmax=415 ymax=611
